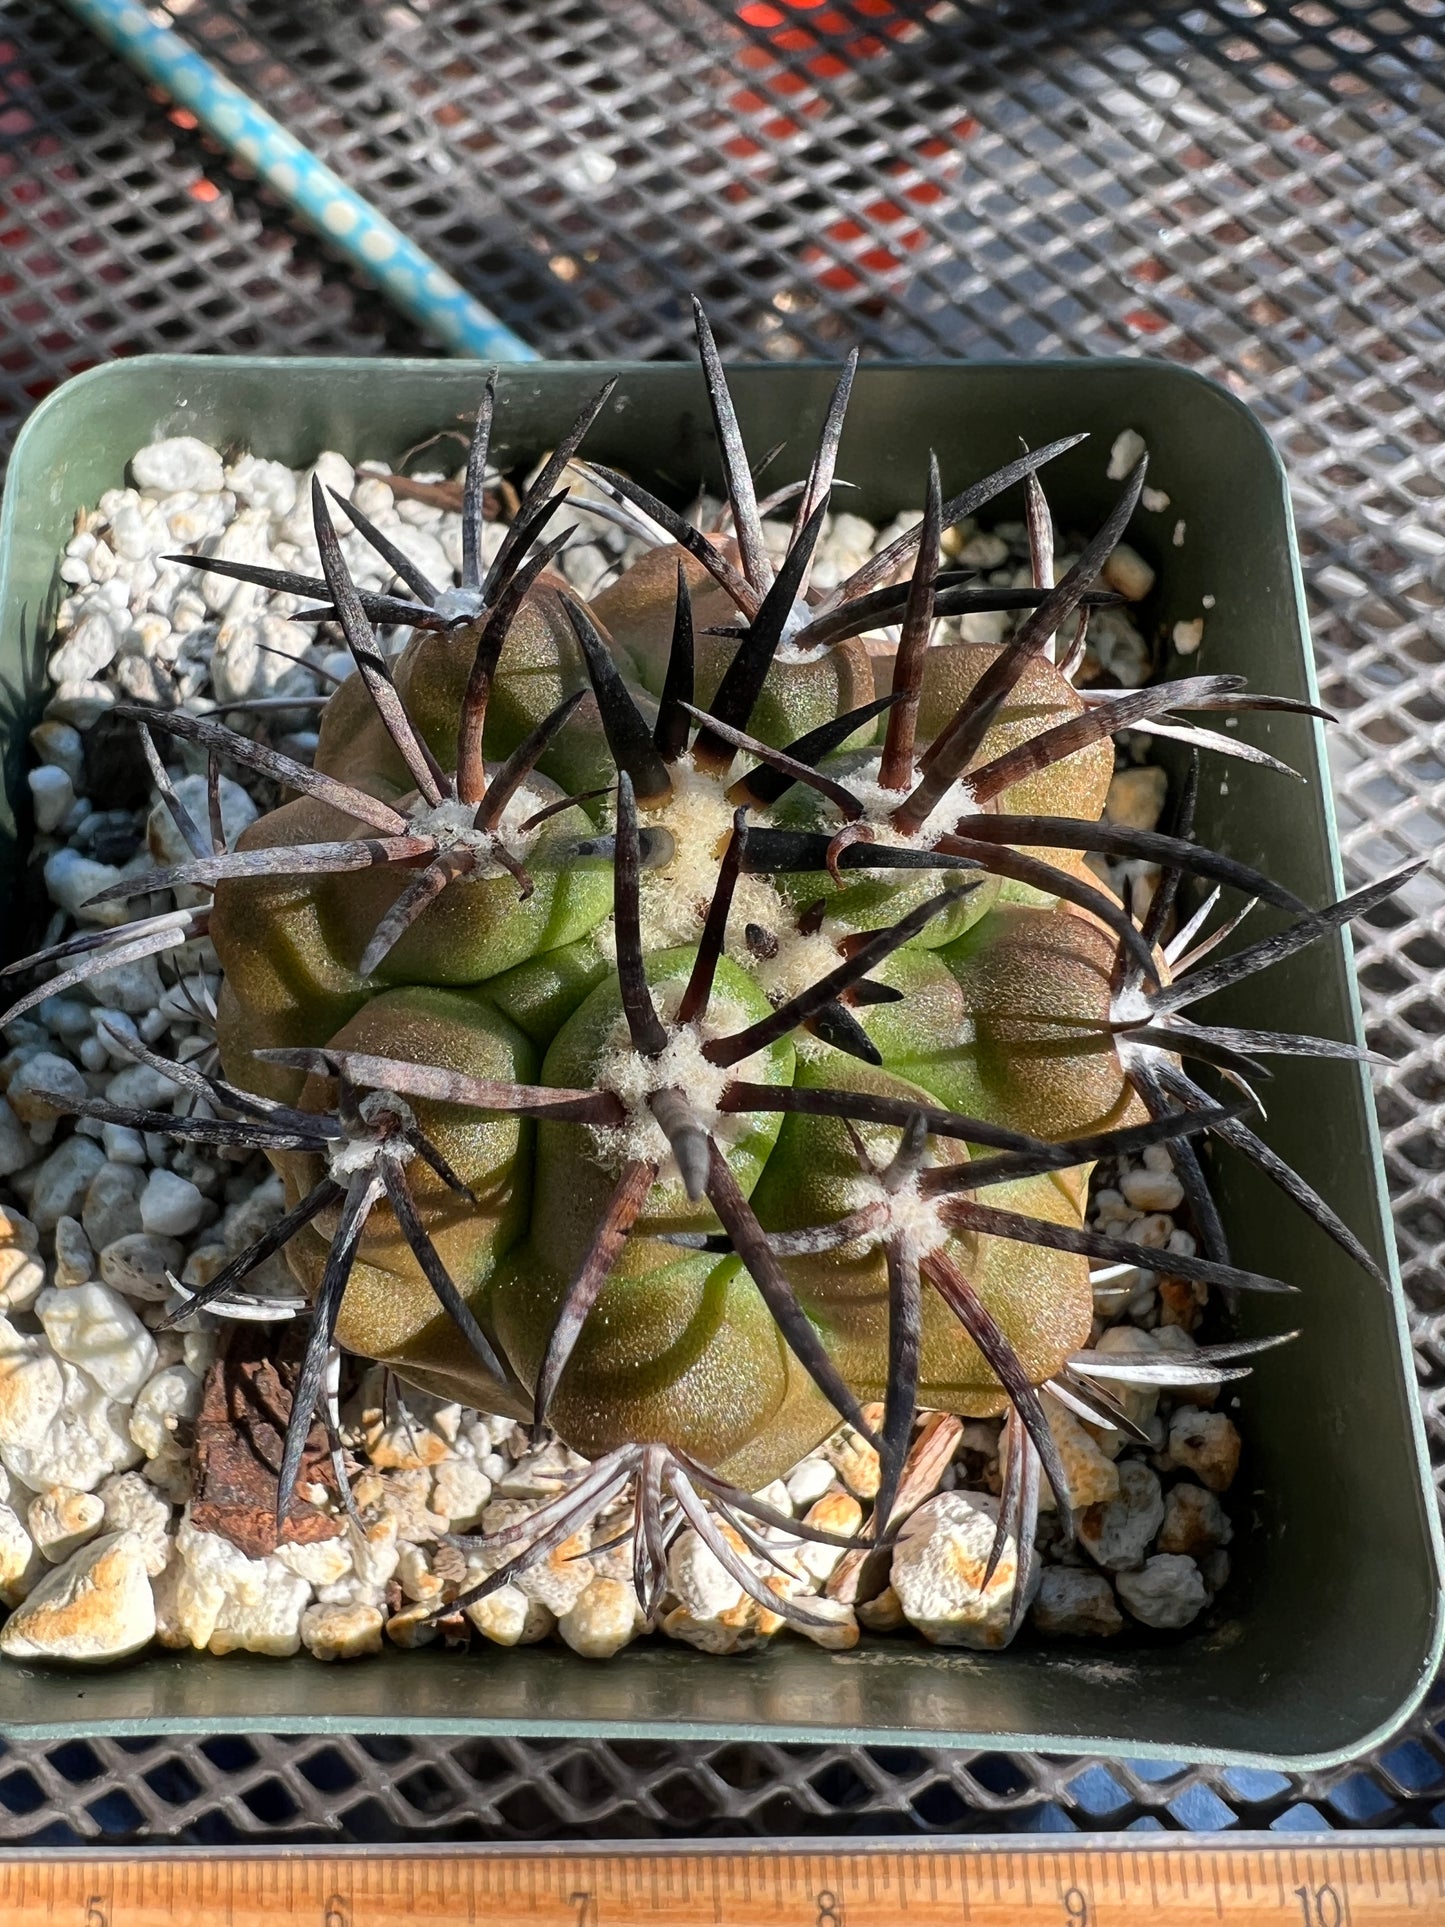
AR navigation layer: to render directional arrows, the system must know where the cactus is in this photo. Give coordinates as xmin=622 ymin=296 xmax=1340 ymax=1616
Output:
xmin=9 ymin=304 xmax=1409 ymax=1635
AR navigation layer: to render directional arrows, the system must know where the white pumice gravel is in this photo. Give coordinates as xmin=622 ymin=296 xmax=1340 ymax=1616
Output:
xmin=891 ymin=1490 xmax=1037 ymax=1648
xmin=0 ymin=429 xmax=1246 ymax=1666
xmin=0 ymin=1530 xmax=155 ymax=1662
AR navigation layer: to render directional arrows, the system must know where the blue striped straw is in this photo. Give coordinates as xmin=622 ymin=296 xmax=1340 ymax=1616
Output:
xmin=60 ymin=0 xmax=538 ymax=363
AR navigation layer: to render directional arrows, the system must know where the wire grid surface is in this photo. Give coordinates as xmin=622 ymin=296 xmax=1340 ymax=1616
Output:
xmin=0 ymin=0 xmax=1442 ymax=1842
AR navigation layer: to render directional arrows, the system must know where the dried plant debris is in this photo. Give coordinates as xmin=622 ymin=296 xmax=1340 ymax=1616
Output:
xmin=0 ymin=306 xmax=1404 ymax=1666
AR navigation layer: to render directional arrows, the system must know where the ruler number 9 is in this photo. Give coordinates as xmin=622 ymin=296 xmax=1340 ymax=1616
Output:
xmin=1295 ymin=1884 xmax=1344 ymax=1927
xmin=1062 ymin=1889 xmax=1090 ymax=1926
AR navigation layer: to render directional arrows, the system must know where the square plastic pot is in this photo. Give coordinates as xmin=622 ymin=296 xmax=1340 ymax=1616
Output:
xmin=0 ymin=354 xmax=1437 ymax=1767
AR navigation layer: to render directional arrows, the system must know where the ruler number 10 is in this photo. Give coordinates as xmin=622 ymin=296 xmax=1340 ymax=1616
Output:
xmin=1295 ymin=1884 xmax=1344 ymax=1927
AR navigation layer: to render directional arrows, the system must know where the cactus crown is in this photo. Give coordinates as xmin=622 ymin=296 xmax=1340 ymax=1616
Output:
xmin=8 ymin=303 xmax=1409 ymax=1634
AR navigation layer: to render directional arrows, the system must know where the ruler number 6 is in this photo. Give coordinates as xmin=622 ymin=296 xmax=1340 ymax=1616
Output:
xmin=1295 ymin=1884 xmax=1344 ymax=1927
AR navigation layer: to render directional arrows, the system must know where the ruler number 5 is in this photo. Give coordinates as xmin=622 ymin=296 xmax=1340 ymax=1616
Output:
xmin=84 ymin=1899 xmax=109 ymax=1927
xmin=1295 ymin=1884 xmax=1345 ymax=1927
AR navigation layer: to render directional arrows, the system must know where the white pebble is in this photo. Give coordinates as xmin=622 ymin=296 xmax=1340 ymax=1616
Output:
xmin=957 ymin=531 xmax=1009 ymax=570
xmin=37 ymin=1282 xmax=157 ymax=1402
xmin=274 ymin=1537 xmax=352 ymax=1588
xmin=87 ymin=955 xmax=166 ymax=1016
xmin=140 ymin=1168 xmax=205 ymax=1237
xmin=99 ymin=1232 xmax=183 ymax=1301
xmin=30 ymin=1136 xmax=107 ymax=1233
xmin=1039 ymin=1397 xmax=1120 ymax=1510
xmin=666 ymin=1526 xmax=745 ymax=1619
xmin=1107 ymin=428 xmax=1147 ymax=480
xmin=27 ymin=1486 xmax=106 ymax=1564
xmin=83 ymin=1163 xmax=146 ymax=1250
xmin=0 ymin=1503 xmax=44 ymax=1605
xmin=1103 ymin=542 xmax=1156 ymax=601
xmin=465 ymin=1584 xmax=554 ymax=1648
xmin=28 ymin=765 xmax=75 ymax=833
xmin=792 ymin=1598 xmax=860 ymax=1651
xmin=1077 ymin=1460 xmax=1164 ymax=1571
xmin=105 ymin=1063 xmax=180 ymax=1110
xmin=43 ymin=847 xmax=128 ymax=926
xmin=196 ymin=510 xmax=274 ymax=615
xmin=129 ymin=1364 xmax=202 ymax=1459
xmin=147 ymin=772 xmax=257 ymax=868
xmin=1120 ymin=1166 xmax=1184 ymax=1214
xmin=0 ymin=1234 xmax=44 ymax=1312
xmin=54 ymin=1216 xmax=94 ymax=1288
xmin=0 ymin=1101 xmax=32 ymax=1181
xmin=0 ymin=1530 xmax=155 ymax=1662
xmin=958 ymin=608 xmax=1010 ymax=647
xmin=98 ymin=1471 xmax=173 ymax=1575
xmin=7 ymin=1052 xmax=87 ymax=1132
xmin=783 ymin=1456 xmax=835 ymax=1512
xmin=1116 ymin=1553 xmax=1208 ymax=1629
xmin=108 ymin=497 xmax=170 ymax=563
xmin=0 ymin=1318 xmax=63 ymax=1449
xmin=208 ymin=1561 xmax=311 ymax=1658
xmin=47 ymin=680 xmax=116 ymax=729
xmin=429 ymin=1457 xmax=492 ymax=1531
xmin=30 ymin=720 xmax=85 ymax=785
xmin=301 ymin=1601 xmax=383 ymax=1662
xmin=224 ymin=453 xmax=297 ymax=518
xmin=1173 ymin=617 xmax=1204 ymax=656
xmin=1158 ymin=1481 xmax=1233 ymax=1555
xmin=891 ymin=1490 xmax=1036 ymax=1649
xmin=1031 ymin=1567 xmax=1123 ymax=1638
xmin=132 ymin=437 xmax=225 ymax=495
xmin=49 ymin=611 xmax=118 ymax=684
xmin=1167 ymin=1408 xmax=1241 ymax=1492
xmin=0 ymin=1358 xmax=140 ymax=1491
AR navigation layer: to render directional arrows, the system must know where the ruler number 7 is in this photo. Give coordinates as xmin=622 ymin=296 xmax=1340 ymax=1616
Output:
xmin=570 ymin=1890 xmax=597 ymax=1927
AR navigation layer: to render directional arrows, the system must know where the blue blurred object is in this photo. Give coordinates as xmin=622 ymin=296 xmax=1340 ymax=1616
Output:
xmin=57 ymin=0 xmax=538 ymax=363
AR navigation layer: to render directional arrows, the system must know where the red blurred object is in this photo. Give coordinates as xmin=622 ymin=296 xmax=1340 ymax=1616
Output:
xmin=726 ymin=0 xmax=973 ymax=294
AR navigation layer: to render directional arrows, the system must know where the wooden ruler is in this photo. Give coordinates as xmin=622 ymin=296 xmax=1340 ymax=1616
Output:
xmin=1 ymin=1838 xmax=1442 ymax=1926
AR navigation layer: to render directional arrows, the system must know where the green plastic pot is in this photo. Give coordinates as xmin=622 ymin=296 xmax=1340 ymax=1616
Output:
xmin=0 ymin=355 xmax=1437 ymax=1767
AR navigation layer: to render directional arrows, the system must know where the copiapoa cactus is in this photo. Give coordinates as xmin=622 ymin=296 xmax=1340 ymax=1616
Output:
xmin=7 ymin=303 xmax=1411 ymax=1636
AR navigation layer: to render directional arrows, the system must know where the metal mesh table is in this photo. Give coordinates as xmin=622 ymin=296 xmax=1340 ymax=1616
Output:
xmin=0 ymin=0 xmax=1442 ymax=1840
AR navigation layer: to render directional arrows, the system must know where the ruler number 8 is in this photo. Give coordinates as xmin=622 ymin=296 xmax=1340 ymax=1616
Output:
xmin=1295 ymin=1884 xmax=1344 ymax=1927
xmin=815 ymin=1889 xmax=843 ymax=1926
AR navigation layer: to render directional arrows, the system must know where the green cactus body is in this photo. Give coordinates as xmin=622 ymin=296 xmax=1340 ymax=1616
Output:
xmin=207 ymin=509 xmax=1131 ymax=1492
